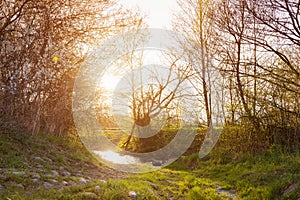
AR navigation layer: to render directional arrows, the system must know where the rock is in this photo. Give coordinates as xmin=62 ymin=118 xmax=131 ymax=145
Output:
xmin=51 ymin=170 xmax=59 ymax=176
xmin=216 ymin=187 xmax=237 ymax=199
xmin=44 ymin=173 xmax=54 ymax=178
xmin=76 ymin=173 xmax=83 ymax=177
xmin=151 ymin=160 xmax=163 ymax=166
xmin=43 ymin=182 xmax=54 ymax=189
xmin=51 ymin=179 xmax=59 ymax=184
xmin=34 ymin=157 xmax=45 ymax=162
xmin=95 ymin=185 xmax=101 ymax=191
xmin=61 ymin=171 xmax=71 ymax=176
xmin=283 ymin=183 xmax=299 ymax=196
xmin=0 ymin=184 xmax=4 ymax=190
xmin=62 ymin=181 xmax=68 ymax=186
xmin=31 ymin=173 xmax=41 ymax=179
xmin=0 ymin=174 xmax=6 ymax=180
xmin=32 ymin=178 xmax=40 ymax=183
xmin=36 ymin=164 xmax=44 ymax=168
xmin=79 ymin=178 xmax=87 ymax=184
xmin=128 ymin=191 xmax=138 ymax=198
xmin=12 ymin=171 xmax=26 ymax=176
xmin=59 ymin=166 xmax=64 ymax=170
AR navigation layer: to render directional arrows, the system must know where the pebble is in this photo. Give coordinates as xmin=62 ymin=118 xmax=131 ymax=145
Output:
xmin=44 ymin=173 xmax=54 ymax=178
xmin=31 ymin=173 xmax=41 ymax=179
xmin=95 ymin=185 xmax=101 ymax=191
xmin=79 ymin=178 xmax=87 ymax=184
xmin=44 ymin=182 xmax=54 ymax=189
xmin=61 ymin=171 xmax=71 ymax=176
xmin=62 ymin=181 xmax=68 ymax=186
xmin=51 ymin=170 xmax=59 ymax=176
xmin=12 ymin=171 xmax=26 ymax=176
xmin=32 ymin=178 xmax=40 ymax=183
xmin=34 ymin=157 xmax=45 ymax=162
xmin=36 ymin=164 xmax=44 ymax=168
xmin=128 ymin=191 xmax=138 ymax=198
xmin=52 ymin=179 xmax=59 ymax=184
xmin=76 ymin=173 xmax=83 ymax=177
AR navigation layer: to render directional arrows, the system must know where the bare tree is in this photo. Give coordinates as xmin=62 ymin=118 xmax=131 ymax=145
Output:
xmin=0 ymin=0 xmax=141 ymax=135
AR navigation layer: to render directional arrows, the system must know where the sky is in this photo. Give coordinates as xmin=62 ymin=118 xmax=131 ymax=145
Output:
xmin=120 ymin=0 xmax=179 ymax=29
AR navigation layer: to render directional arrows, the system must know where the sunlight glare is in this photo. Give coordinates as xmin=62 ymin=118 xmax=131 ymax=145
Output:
xmin=101 ymin=74 xmax=120 ymax=91
xmin=94 ymin=150 xmax=139 ymax=164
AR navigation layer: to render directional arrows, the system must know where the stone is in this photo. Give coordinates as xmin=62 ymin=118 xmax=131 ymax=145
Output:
xmin=36 ymin=164 xmax=44 ymax=168
xmin=32 ymin=178 xmax=40 ymax=183
xmin=216 ymin=187 xmax=237 ymax=199
xmin=79 ymin=178 xmax=87 ymax=184
xmin=31 ymin=173 xmax=41 ymax=179
xmin=51 ymin=179 xmax=59 ymax=184
xmin=95 ymin=185 xmax=101 ymax=191
xmin=151 ymin=160 xmax=163 ymax=166
xmin=44 ymin=173 xmax=54 ymax=178
xmin=51 ymin=170 xmax=59 ymax=176
xmin=283 ymin=183 xmax=299 ymax=196
xmin=128 ymin=191 xmax=138 ymax=198
xmin=12 ymin=171 xmax=26 ymax=176
xmin=43 ymin=182 xmax=54 ymax=189
xmin=34 ymin=157 xmax=45 ymax=162
xmin=76 ymin=173 xmax=83 ymax=177
xmin=61 ymin=171 xmax=71 ymax=176
xmin=62 ymin=181 xmax=68 ymax=186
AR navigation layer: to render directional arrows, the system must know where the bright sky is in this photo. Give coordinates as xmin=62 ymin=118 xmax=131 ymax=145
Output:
xmin=120 ymin=0 xmax=179 ymax=29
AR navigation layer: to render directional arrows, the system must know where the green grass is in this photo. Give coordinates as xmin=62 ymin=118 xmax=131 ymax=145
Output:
xmin=0 ymin=132 xmax=299 ymax=199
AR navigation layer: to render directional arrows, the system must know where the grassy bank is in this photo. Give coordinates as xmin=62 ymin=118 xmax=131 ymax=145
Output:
xmin=0 ymin=132 xmax=299 ymax=199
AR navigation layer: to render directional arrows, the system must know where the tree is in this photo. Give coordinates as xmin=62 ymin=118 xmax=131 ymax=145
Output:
xmin=0 ymin=0 xmax=141 ymax=135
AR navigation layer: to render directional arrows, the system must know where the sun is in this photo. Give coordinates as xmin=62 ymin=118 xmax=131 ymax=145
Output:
xmin=100 ymin=74 xmax=120 ymax=91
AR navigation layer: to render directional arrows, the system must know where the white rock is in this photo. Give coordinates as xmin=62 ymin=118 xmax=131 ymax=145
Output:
xmin=51 ymin=170 xmax=59 ymax=176
xmin=32 ymin=178 xmax=40 ymax=183
xmin=62 ymin=171 xmax=71 ymax=176
xmin=95 ymin=185 xmax=101 ymax=191
xmin=44 ymin=182 xmax=54 ymax=189
xmin=34 ymin=157 xmax=45 ymax=162
xmin=12 ymin=171 xmax=26 ymax=176
xmin=62 ymin=181 xmax=68 ymax=186
xmin=128 ymin=191 xmax=138 ymax=198
xmin=44 ymin=173 xmax=54 ymax=178
xmin=32 ymin=173 xmax=41 ymax=179
xmin=79 ymin=178 xmax=87 ymax=184
xmin=52 ymin=179 xmax=59 ymax=184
